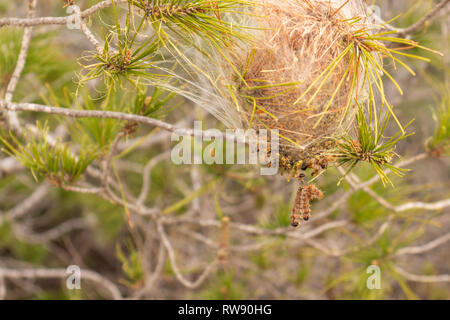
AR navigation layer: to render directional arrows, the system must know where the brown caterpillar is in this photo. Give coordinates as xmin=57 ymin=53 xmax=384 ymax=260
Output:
xmin=291 ymin=184 xmax=324 ymax=227
xmin=302 ymin=155 xmax=335 ymax=177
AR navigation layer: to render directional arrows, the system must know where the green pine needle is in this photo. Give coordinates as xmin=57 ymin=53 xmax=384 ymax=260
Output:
xmin=334 ymin=103 xmax=414 ymax=187
xmin=426 ymin=86 xmax=450 ymax=155
xmin=0 ymin=122 xmax=98 ymax=185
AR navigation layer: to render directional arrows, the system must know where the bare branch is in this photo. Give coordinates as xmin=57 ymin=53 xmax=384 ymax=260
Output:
xmin=396 ymin=232 xmax=450 ymax=256
xmin=6 ymin=101 xmax=174 ymax=131
xmin=79 ymin=20 xmax=102 ymax=54
xmin=395 ymin=0 xmax=450 ymax=37
xmin=137 ymin=151 xmax=171 ymax=206
xmin=0 ymin=157 xmax=24 ymax=177
xmin=3 ymin=0 xmax=37 ymax=130
xmin=395 ymin=200 xmax=450 ymax=212
xmin=6 ymin=183 xmax=49 ymax=221
xmin=162 ymin=216 xmax=347 ymax=242
xmin=157 ymin=222 xmax=218 ymax=289
xmin=343 ymin=170 xmax=449 ymax=214
xmin=0 ymin=0 xmax=128 ymax=28
xmin=0 ymin=267 xmax=123 ymax=299
xmin=12 ymin=218 xmax=88 ymax=244
xmin=4 ymin=101 xmax=246 ymax=142
xmin=102 ymin=132 xmax=126 ymax=187
xmin=393 ymin=265 xmax=450 ymax=283
xmin=61 ymin=184 xmax=104 ymax=195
